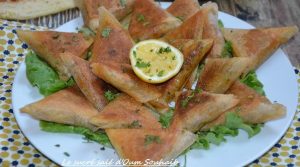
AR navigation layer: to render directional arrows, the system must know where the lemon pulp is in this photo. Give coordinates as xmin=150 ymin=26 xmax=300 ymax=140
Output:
xmin=130 ymin=40 xmax=184 ymax=84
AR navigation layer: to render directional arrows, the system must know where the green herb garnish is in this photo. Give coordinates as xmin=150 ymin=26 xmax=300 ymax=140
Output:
xmin=137 ymin=14 xmax=145 ymax=22
xmin=158 ymin=108 xmax=174 ymax=128
xmin=240 ymin=71 xmax=265 ymax=96
xmin=101 ymin=28 xmax=111 ymax=38
xmin=104 ymin=90 xmax=119 ymax=102
xmin=158 ymin=46 xmax=171 ymax=54
xmin=127 ymin=120 xmax=142 ymax=128
xmin=181 ymin=92 xmax=195 ymax=108
xmin=64 ymin=152 xmax=70 ymax=157
xmin=144 ymin=135 xmax=161 ymax=146
xmin=157 ymin=70 xmax=164 ymax=77
xmin=135 ymin=59 xmax=151 ymax=68
xmin=221 ymin=41 xmax=233 ymax=58
xmin=218 ymin=19 xmax=224 ymax=28
xmin=78 ymin=27 xmax=96 ymax=38
xmin=176 ymin=16 xmax=184 ymax=21
xmin=119 ymin=0 xmax=126 ymax=7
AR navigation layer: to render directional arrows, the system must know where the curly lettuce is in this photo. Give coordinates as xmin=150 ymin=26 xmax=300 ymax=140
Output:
xmin=240 ymin=71 xmax=265 ymax=96
xmin=40 ymin=121 xmax=111 ymax=147
xmin=25 ymin=51 xmax=74 ymax=96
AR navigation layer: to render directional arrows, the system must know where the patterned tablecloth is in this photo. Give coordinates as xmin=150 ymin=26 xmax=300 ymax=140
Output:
xmin=0 ymin=19 xmax=299 ymax=167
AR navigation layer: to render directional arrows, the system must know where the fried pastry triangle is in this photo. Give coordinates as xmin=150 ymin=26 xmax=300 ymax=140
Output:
xmin=61 ymin=53 xmax=114 ymax=111
xmin=163 ymin=9 xmax=204 ymax=41
xmin=157 ymin=39 xmax=213 ymax=103
xmin=201 ymin=2 xmax=225 ymax=57
xmin=166 ymin=0 xmax=200 ymax=21
xmin=171 ymin=90 xmax=239 ymax=132
xmin=196 ymin=57 xmax=250 ymax=93
xmin=106 ymin=128 xmax=196 ymax=162
xmin=129 ymin=0 xmax=181 ymax=41
xmin=90 ymin=7 xmax=134 ymax=64
xmin=90 ymin=94 xmax=161 ymax=129
xmin=76 ymin=0 xmax=135 ymax=31
xmin=17 ymin=30 xmax=93 ymax=81
xmin=222 ymin=26 xmax=298 ymax=72
xmin=20 ymin=87 xmax=98 ymax=131
xmin=201 ymin=81 xmax=286 ymax=130
xmin=91 ymin=62 xmax=162 ymax=104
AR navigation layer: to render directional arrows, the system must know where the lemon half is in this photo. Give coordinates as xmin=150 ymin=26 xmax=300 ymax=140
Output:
xmin=130 ymin=40 xmax=184 ymax=84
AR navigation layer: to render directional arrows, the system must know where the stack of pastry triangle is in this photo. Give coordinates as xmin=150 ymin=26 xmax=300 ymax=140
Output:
xmin=171 ymin=90 xmax=239 ymax=132
xmin=61 ymin=53 xmax=113 ymax=111
xmin=90 ymin=7 xmax=134 ymax=64
xmin=223 ymin=26 xmax=298 ymax=73
xmin=196 ymin=57 xmax=250 ymax=93
xmin=201 ymin=81 xmax=286 ymax=130
xmin=166 ymin=0 xmax=200 ymax=21
xmin=17 ymin=30 xmax=93 ymax=81
xmin=128 ymin=0 xmax=181 ymax=41
xmin=20 ymin=87 xmax=99 ymax=131
xmin=76 ymin=0 xmax=135 ymax=31
xmin=106 ymin=128 xmax=196 ymax=162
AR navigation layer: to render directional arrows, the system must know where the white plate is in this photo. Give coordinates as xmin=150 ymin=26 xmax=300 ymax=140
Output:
xmin=12 ymin=2 xmax=298 ymax=167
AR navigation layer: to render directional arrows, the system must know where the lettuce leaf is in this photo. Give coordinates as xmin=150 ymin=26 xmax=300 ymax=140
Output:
xmin=25 ymin=51 xmax=74 ymax=96
xmin=183 ymin=113 xmax=261 ymax=154
xmin=40 ymin=121 xmax=111 ymax=147
xmin=240 ymin=71 xmax=265 ymax=96
xmin=221 ymin=41 xmax=233 ymax=58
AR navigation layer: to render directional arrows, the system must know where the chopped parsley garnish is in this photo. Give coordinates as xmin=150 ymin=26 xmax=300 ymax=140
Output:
xmin=172 ymin=56 xmax=176 ymax=60
xmin=127 ymin=120 xmax=142 ymax=128
xmin=181 ymin=89 xmax=202 ymax=108
xmin=221 ymin=41 xmax=233 ymax=58
xmin=144 ymin=135 xmax=161 ymax=146
xmin=135 ymin=58 xmax=151 ymax=68
xmin=104 ymin=90 xmax=119 ymax=102
xmin=218 ymin=19 xmax=224 ymax=28
xmin=101 ymin=28 xmax=111 ymax=38
xmin=119 ymin=0 xmax=126 ymax=7
xmin=158 ymin=46 xmax=171 ymax=54
xmin=78 ymin=27 xmax=96 ymax=38
xmin=176 ymin=16 xmax=184 ymax=21
xmin=159 ymin=108 xmax=174 ymax=128
xmin=157 ymin=70 xmax=164 ymax=77
xmin=137 ymin=14 xmax=145 ymax=22
xmin=64 ymin=152 xmax=70 ymax=157
xmin=133 ymin=50 xmax=137 ymax=58
xmin=181 ymin=92 xmax=195 ymax=108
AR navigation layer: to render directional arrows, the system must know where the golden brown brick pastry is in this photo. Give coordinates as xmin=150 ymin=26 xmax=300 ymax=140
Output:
xmin=61 ymin=53 xmax=113 ymax=111
xmin=76 ymin=0 xmax=135 ymax=31
xmin=91 ymin=62 xmax=162 ymax=105
xmin=17 ymin=30 xmax=93 ymax=81
xmin=202 ymin=81 xmax=286 ymax=130
xmin=171 ymin=91 xmax=239 ymax=132
xmin=90 ymin=7 xmax=134 ymax=64
xmin=90 ymin=94 xmax=161 ymax=129
xmin=167 ymin=0 xmax=200 ymax=21
xmin=157 ymin=39 xmax=213 ymax=103
xmin=106 ymin=128 xmax=196 ymax=162
xmin=201 ymin=2 xmax=225 ymax=57
xmin=20 ymin=87 xmax=98 ymax=131
xmin=196 ymin=57 xmax=250 ymax=93
xmin=129 ymin=0 xmax=181 ymax=41
xmin=222 ymin=26 xmax=298 ymax=72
